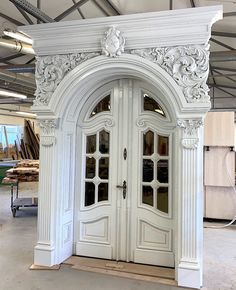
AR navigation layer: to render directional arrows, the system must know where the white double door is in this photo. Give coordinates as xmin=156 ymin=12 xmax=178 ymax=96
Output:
xmin=76 ymin=79 xmax=174 ymax=267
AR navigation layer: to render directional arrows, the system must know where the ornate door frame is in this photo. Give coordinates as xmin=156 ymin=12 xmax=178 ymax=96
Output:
xmin=20 ymin=6 xmax=222 ymax=289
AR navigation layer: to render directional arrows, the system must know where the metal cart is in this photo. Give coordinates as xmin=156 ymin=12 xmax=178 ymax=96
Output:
xmin=10 ymin=182 xmax=38 ymax=217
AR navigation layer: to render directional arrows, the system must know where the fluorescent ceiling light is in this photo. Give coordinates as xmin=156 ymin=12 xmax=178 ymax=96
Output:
xmin=16 ymin=111 xmax=37 ymax=117
xmin=0 ymin=89 xmax=27 ymax=99
xmin=4 ymin=29 xmax=33 ymax=45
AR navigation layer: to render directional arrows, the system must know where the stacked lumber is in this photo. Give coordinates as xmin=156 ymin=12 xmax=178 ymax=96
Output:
xmin=3 ymin=159 xmax=39 ymax=182
xmin=16 ymin=120 xmax=40 ymax=160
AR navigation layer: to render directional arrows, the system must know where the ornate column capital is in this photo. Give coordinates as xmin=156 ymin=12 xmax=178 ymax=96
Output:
xmin=38 ymin=118 xmax=59 ymax=146
xmin=177 ymin=119 xmax=203 ymax=149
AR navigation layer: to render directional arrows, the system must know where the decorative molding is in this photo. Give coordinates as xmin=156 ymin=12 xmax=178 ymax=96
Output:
xmin=177 ymin=119 xmax=203 ymax=136
xmin=177 ymin=119 xmax=203 ymax=149
xmin=34 ymin=52 xmax=99 ymax=106
xmin=38 ymin=119 xmax=58 ymax=146
xmin=131 ymin=45 xmax=210 ymax=103
xmin=101 ymin=26 xmax=125 ymax=57
xmin=136 ymin=119 xmax=147 ymax=128
xmin=104 ymin=118 xmax=115 ymax=128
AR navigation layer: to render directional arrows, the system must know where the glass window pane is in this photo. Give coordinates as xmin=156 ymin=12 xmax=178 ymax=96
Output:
xmin=90 ymin=95 xmax=110 ymax=117
xmin=143 ymin=94 xmax=165 ymax=117
xmin=157 ymin=187 xmax=168 ymax=213
xmin=85 ymin=182 xmax=95 ymax=206
xmin=99 ymin=157 xmax=109 ymax=179
xmin=143 ymin=131 xmax=154 ymax=156
xmin=143 ymin=159 xmax=153 ymax=182
xmin=158 ymin=135 xmax=169 ymax=156
xmin=142 ymin=186 xmax=153 ymax=206
xmin=99 ymin=130 xmax=109 ymax=154
xmin=86 ymin=134 xmax=96 ymax=154
xmin=98 ymin=183 xmax=108 ymax=202
xmin=157 ymin=160 xmax=168 ymax=183
xmin=86 ymin=157 xmax=96 ymax=179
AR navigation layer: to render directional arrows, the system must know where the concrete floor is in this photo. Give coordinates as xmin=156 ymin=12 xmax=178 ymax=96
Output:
xmin=0 ymin=183 xmax=236 ymax=290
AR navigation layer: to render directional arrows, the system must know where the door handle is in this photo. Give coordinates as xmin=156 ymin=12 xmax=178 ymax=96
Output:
xmin=116 ymin=180 xmax=127 ymax=199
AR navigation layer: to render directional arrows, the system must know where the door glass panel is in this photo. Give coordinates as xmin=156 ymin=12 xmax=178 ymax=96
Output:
xmin=158 ymin=135 xmax=169 ymax=156
xmin=85 ymin=182 xmax=95 ymax=206
xmin=143 ymin=159 xmax=153 ymax=182
xmin=90 ymin=95 xmax=110 ymax=117
xmin=86 ymin=134 xmax=96 ymax=153
xmin=142 ymin=186 xmax=153 ymax=206
xmin=86 ymin=157 xmax=96 ymax=178
xmin=143 ymin=94 xmax=166 ymax=117
xmin=143 ymin=131 xmax=154 ymax=156
xmin=99 ymin=157 xmax=109 ymax=179
xmin=157 ymin=160 xmax=168 ymax=183
xmin=98 ymin=183 xmax=108 ymax=202
xmin=99 ymin=130 xmax=109 ymax=154
xmin=157 ymin=187 xmax=168 ymax=213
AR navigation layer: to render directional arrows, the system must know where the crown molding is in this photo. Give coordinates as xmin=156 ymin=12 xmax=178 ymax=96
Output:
xmin=19 ymin=6 xmax=222 ymax=56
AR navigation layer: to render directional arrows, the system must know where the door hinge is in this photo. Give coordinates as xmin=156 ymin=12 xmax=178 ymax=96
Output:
xmin=123 ymin=148 xmax=127 ymax=160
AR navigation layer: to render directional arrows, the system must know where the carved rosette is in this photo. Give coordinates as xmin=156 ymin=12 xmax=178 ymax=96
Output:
xmin=34 ymin=52 xmax=100 ymax=106
xmin=38 ymin=119 xmax=58 ymax=146
xmin=101 ymin=26 xmax=125 ymax=57
xmin=177 ymin=119 xmax=203 ymax=149
xmin=130 ymin=45 xmax=210 ymax=103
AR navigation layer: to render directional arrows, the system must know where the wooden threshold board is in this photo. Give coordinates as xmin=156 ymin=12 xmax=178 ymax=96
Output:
xmin=63 ymin=256 xmax=176 ymax=286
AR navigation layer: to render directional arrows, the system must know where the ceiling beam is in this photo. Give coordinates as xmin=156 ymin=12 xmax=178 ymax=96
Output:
xmin=0 ymin=64 xmax=35 ymax=73
xmin=208 ymin=73 xmax=236 ymax=79
xmin=72 ymin=0 xmax=85 ymax=19
xmin=212 ymin=69 xmax=236 ymax=84
xmin=214 ymin=86 xmax=236 ymax=99
xmin=210 ymin=51 xmax=236 ymax=62
xmin=209 ymin=84 xmax=236 ymax=90
xmin=92 ymin=0 xmax=110 ymax=16
xmin=0 ymin=12 xmax=24 ymax=26
xmin=105 ymin=0 xmax=121 ymax=15
xmin=54 ymin=0 xmax=90 ymax=21
xmin=211 ymin=31 xmax=236 ymax=38
xmin=15 ymin=5 xmax=34 ymax=24
xmin=0 ymin=53 xmax=24 ymax=63
xmin=210 ymin=38 xmax=235 ymax=51
xmin=223 ymin=11 xmax=236 ymax=17
xmin=9 ymin=0 xmax=55 ymax=23
xmin=210 ymin=66 xmax=236 ymax=72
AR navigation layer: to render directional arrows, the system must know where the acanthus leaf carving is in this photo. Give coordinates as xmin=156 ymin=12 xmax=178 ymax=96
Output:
xmin=101 ymin=26 xmax=125 ymax=57
xmin=177 ymin=119 xmax=203 ymax=149
xmin=34 ymin=52 xmax=100 ymax=106
xmin=130 ymin=45 xmax=210 ymax=103
xmin=38 ymin=119 xmax=58 ymax=146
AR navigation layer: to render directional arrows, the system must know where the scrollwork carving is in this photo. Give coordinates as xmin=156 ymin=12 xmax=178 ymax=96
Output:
xmin=105 ymin=119 xmax=115 ymax=128
xmin=35 ymin=52 xmax=100 ymax=106
xmin=136 ymin=119 xmax=147 ymax=128
xmin=131 ymin=45 xmax=210 ymax=103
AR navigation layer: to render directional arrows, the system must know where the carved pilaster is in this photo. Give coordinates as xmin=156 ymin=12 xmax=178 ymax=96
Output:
xmin=177 ymin=119 xmax=203 ymax=149
xmin=38 ymin=119 xmax=58 ymax=146
xmin=130 ymin=45 xmax=210 ymax=103
xmin=177 ymin=118 xmax=204 ymax=288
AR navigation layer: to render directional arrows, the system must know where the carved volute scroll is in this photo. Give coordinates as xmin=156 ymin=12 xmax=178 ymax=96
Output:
xmin=131 ymin=45 xmax=210 ymax=103
xmin=34 ymin=52 xmax=100 ymax=106
xmin=101 ymin=26 xmax=125 ymax=57
xmin=38 ymin=119 xmax=58 ymax=146
xmin=177 ymin=119 xmax=203 ymax=149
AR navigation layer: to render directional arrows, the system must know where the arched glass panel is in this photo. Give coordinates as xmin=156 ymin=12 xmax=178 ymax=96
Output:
xmin=143 ymin=94 xmax=166 ymax=117
xmin=90 ymin=95 xmax=110 ymax=117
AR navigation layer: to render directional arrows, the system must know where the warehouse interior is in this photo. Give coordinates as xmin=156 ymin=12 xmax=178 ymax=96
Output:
xmin=0 ymin=1 xmax=235 ymax=290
